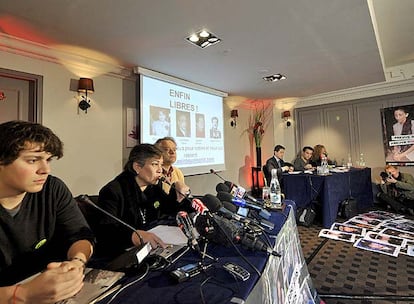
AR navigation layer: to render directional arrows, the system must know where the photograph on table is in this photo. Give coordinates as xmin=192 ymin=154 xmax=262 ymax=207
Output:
xmin=362 ymin=210 xmax=402 ymax=221
xmin=383 ymin=219 xmax=414 ymax=234
xmin=354 ymin=238 xmax=400 ymax=257
xmin=350 ymin=215 xmax=383 ymax=228
xmin=364 ymin=231 xmax=406 ymax=247
xmin=330 ymin=222 xmax=366 ymax=236
xmin=380 ymin=227 xmax=414 ymax=241
xmin=318 ymin=229 xmax=356 ymax=243
xmin=381 ymin=104 xmax=414 ymax=165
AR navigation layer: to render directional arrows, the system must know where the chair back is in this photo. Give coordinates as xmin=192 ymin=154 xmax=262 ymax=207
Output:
xmin=75 ymin=195 xmax=100 ymax=232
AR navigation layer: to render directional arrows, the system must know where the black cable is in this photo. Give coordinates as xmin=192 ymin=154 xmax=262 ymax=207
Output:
xmin=305 ymin=238 xmax=328 ymax=265
xmin=106 ymin=263 xmax=150 ymax=304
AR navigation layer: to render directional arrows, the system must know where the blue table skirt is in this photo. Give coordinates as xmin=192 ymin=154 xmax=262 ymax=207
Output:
xmin=283 ymin=168 xmax=374 ymax=228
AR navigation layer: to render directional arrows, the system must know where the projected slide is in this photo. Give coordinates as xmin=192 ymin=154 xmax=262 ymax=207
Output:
xmin=140 ymin=74 xmax=225 ymax=175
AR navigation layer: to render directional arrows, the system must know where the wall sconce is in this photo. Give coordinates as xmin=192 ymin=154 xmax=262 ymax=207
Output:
xmin=77 ymin=78 xmax=94 ymax=113
xmin=281 ymin=110 xmax=291 ymax=127
xmin=230 ymin=109 xmax=238 ymax=127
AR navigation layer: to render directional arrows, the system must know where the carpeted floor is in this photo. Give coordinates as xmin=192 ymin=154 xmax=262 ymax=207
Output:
xmin=298 ymin=221 xmax=414 ymax=304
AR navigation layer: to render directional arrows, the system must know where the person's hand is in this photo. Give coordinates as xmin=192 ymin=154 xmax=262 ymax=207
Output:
xmin=387 ymin=176 xmax=397 ymax=184
xmin=304 ymin=164 xmax=313 ymax=170
xmin=132 ymin=229 xmax=166 ymax=249
xmin=174 ymin=181 xmax=190 ymax=203
xmin=18 ymin=262 xmax=85 ymax=303
xmin=282 ymin=166 xmax=290 ymax=172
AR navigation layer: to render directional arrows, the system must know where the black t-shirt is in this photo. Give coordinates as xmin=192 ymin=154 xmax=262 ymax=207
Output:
xmin=0 ymin=176 xmax=95 ymax=286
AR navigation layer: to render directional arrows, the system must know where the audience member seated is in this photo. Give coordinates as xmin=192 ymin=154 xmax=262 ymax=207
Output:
xmin=264 ymin=144 xmax=293 ymax=186
xmin=95 ymin=144 xmax=191 ymax=259
xmin=0 ymin=120 xmax=95 ymax=304
xmin=293 ymin=146 xmax=315 ymax=171
xmin=376 ymin=164 xmax=414 ymax=215
xmin=154 ymin=137 xmax=185 ymax=193
xmin=310 ymin=144 xmax=336 ymax=167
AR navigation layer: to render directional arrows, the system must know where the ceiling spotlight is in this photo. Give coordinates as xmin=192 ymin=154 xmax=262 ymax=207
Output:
xmin=189 ymin=34 xmax=199 ymax=42
xmin=186 ymin=29 xmax=221 ymax=49
xmin=199 ymin=30 xmax=210 ymax=38
xmin=262 ymin=74 xmax=287 ymax=82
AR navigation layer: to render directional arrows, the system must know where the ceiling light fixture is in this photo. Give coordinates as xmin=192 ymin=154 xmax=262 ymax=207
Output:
xmin=263 ymin=74 xmax=287 ymax=82
xmin=186 ymin=29 xmax=221 ymax=49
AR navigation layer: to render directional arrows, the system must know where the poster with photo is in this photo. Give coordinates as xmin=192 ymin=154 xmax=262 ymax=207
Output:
xmin=381 ymin=105 xmax=414 ymax=165
xmin=354 ymin=238 xmax=400 ymax=257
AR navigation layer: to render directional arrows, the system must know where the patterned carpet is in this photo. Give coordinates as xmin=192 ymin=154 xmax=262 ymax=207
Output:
xmin=298 ymin=223 xmax=414 ymax=304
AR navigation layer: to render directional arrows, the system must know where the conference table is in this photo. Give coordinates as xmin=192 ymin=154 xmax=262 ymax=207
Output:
xmin=97 ymin=201 xmax=320 ymax=304
xmin=283 ymin=167 xmax=374 ymax=228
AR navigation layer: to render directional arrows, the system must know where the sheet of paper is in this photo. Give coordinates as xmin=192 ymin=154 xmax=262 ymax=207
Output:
xmin=148 ymin=225 xmax=188 ymax=245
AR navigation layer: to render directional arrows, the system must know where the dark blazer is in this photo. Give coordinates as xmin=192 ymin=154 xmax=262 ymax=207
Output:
xmin=264 ymin=156 xmax=285 ymax=186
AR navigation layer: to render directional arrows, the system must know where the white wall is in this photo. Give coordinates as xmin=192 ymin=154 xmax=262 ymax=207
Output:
xmin=0 ymin=50 xmax=126 ymax=196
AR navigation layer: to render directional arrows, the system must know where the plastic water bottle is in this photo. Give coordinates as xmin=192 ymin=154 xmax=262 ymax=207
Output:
xmin=270 ymin=169 xmax=281 ymax=206
xmin=359 ymin=153 xmax=365 ymax=167
xmin=347 ymin=153 xmax=352 ymax=168
xmin=321 ymin=154 xmax=328 ymax=174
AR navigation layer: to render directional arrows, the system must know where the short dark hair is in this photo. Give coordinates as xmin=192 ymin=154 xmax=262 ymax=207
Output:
xmin=124 ymin=144 xmax=163 ymax=174
xmin=274 ymin=145 xmax=285 ymax=152
xmin=0 ymin=120 xmax=63 ymax=165
xmin=303 ymin=146 xmax=314 ymax=152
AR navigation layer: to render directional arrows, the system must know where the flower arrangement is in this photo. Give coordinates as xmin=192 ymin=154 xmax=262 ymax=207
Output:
xmin=247 ymin=101 xmax=272 ymax=148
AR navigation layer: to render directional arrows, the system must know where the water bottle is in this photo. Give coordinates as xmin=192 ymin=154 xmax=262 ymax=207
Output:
xmin=359 ymin=153 xmax=365 ymax=167
xmin=347 ymin=153 xmax=352 ymax=168
xmin=321 ymin=154 xmax=328 ymax=174
xmin=270 ymin=169 xmax=281 ymax=206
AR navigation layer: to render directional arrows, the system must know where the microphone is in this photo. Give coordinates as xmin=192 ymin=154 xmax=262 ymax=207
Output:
xmin=191 ymin=198 xmax=211 ymax=216
xmin=223 ymin=181 xmax=259 ymax=204
xmin=194 ymin=213 xmax=242 ymax=247
xmin=239 ymin=233 xmax=281 ymax=257
xmin=159 ymin=177 xmax=193 ymax=203
xmin=210 ymin=169 xmax=226 ymax=182
xmin=215 ymin=182 xmax=230 ymax=193
xmin=217 ymin=192 xmax=261 ymax=211
xmin=77 ymin=195 xmax=151 ymax=268
xmin=176 ymin=211 xmax=200 ymax=252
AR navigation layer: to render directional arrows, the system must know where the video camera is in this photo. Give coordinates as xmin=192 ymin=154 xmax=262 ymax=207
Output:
xmin=380 ymin=171 xmax=391 ymax=181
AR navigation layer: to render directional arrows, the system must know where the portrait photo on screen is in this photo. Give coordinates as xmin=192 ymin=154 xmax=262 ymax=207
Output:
xmin=150 ymin=106 xmax=171 ymax=137
xmin=195 ymin=113 xmax=205 ymax=138
xmin=176 ymin=110 xmax=191 ymax=137
xmin=381 ymin=104 xmax=414 ymax=165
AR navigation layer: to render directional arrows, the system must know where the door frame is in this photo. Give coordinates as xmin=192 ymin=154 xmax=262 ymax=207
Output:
xmin=0 ymin=67 xmax=43 ymax=122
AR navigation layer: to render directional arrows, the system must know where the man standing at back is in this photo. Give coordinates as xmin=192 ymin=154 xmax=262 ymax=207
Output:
xmin=155 ymin=137 xmax=186 ymax=193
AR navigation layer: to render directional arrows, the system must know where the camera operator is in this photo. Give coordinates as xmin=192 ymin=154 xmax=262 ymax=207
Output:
xmin=377 ymin=165 xmax=414 ymax=215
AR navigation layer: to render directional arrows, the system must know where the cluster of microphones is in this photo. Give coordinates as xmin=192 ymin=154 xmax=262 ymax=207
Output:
xmin=175 ymin=169 xmax=281 ymax=258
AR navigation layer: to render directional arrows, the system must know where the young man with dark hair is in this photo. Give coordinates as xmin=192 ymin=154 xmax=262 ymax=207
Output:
xmin=0 ymin=120 xmax=95 ymax=304
xmin=293 ymin=146 xmax=314 ymax=171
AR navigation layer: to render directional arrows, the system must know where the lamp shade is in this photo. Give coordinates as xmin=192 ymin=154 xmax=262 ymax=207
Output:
xmin=78 ymin=78 xmax=94 ymax=93
xmin=281 ymin=110 xmax=291 ymax=119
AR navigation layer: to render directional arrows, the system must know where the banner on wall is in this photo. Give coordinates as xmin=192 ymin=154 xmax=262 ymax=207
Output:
xmin=381 ymin=104 xmax=414 ymax=166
